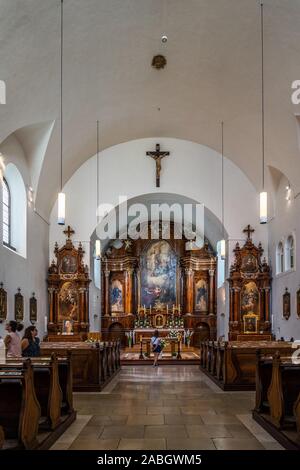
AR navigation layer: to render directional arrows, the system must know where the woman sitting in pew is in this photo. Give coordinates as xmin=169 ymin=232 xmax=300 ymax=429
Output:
xmin=4 ymin=320 xmax=23 ymax=357
xmin=21 ymin=326 xmax=40 ymax=357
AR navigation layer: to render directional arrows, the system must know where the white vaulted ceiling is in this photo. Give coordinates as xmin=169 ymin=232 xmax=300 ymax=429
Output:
xmin=1 ymin=0 xmax=300 ymax=217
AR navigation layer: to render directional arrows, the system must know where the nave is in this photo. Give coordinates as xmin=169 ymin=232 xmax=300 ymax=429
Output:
xmin=51 ymin=366 xmax=283 ymax=451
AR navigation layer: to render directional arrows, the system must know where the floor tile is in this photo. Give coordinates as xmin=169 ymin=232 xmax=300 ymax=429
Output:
xmin=167 ymin=437 xmax=216 ymax=450
xmin=145 ymin=425 xmax=188 ymax=438
xmin=213 ymin=438 xmax=264 ymax=450
xmin=100 ymin=425 xmax=145 ymax=439
xmin=127 ymin=415 xmax=164 ymax=425
xmin=118 ymin=438 xmax=166 ymax=450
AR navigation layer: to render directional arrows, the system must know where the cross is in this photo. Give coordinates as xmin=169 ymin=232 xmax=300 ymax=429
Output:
xmin=146 ymin=143 xmax=170 ymax=187
xmin=63 ymin=225 xmax=75 ymax=239
xmin=243 ymin=224 xmax=254 ymax=240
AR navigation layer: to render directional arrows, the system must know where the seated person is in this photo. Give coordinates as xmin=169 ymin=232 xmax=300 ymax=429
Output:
xmin=4 ymin=320 xmax=24 ymax=357
xmin=21 ymin=326 xmax=40 ymax=357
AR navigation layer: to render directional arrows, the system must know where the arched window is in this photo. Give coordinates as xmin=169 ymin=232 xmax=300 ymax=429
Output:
xmin=2 ymin=178 xmax=13 ymax=248
xmin=3 ymin=163 xmax=26 ymax=257
xmin=276 ymin=241 xmax=284 ymax=274
xmin=285 ymin=235 xmax=295 ymax=271
xmin=217 ymin=240 xmax=225 ymax=288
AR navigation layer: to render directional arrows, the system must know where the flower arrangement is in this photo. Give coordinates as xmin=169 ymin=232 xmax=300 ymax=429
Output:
xmin=185 ymin=329 xmax=194 ymax=346
xmin=160 ymin=338 xmax=169 ymax=350
xmin=169 ymin=329 xmax=179 ymax=339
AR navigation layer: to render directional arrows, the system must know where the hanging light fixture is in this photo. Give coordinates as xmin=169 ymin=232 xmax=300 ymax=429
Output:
xmin=259 ymin=2 xmax=267 ymax=224
xmin=57 ymin=0 xmax=65 ymax=225
xmin=220 ymin=121 xmax=226 ymax=260
xmin=0 ymin=153 xmax=5 ymax=182
xmin=95 ymin=120 xmax=101 ymax=259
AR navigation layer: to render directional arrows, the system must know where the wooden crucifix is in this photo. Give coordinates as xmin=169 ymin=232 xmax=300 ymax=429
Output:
xmin=243 ymin=224 xmax=254 ymax=240
xmin=63 ymin=225 xmax=75 ymax=240
xmin=146 ymin=143 xmax=170 ymax=187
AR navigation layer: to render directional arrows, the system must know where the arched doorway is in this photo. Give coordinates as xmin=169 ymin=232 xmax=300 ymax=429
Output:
xmin=193 ymin=322 xmax=210 ymax=347
xmin=108 ymin=322 xmax=125 ymax=346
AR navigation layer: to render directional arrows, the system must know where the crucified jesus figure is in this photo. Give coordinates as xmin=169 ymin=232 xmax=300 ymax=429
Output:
xmin=146 ymin=143 xmax=170 ymax=187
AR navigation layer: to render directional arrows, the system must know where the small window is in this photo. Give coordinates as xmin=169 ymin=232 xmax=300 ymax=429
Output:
xmin=2 ymin=178 xmax=11 ymax=247
xmin=285 ymin=235 xmax=295 ymax=271
xmin=217 ymin=240 xmax=225 ymax=288
xmin=276 ymin=241 xmax=284 ymax=274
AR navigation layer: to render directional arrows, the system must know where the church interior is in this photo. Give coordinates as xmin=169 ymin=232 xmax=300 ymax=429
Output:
xmin=0 ymin=0 xmax=300 ymax=453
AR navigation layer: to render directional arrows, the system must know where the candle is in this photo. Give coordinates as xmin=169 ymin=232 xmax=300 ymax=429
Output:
xmin=44 ymin=315 xmax=48 ymax=332
xmin=167 ymin=305 xmax=168 ymax=314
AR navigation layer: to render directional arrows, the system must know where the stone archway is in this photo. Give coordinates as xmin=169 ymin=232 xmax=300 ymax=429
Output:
xmin=108 ymin=322 xmax=125 ymax=346
xmin=193 ymin=322 xmax=210 ymax=347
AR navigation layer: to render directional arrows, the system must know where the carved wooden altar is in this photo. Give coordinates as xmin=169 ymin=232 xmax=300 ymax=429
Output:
xmin=228 ymin=225 xmax=272 ymax=341
xmin=101 ymin=223 xmax=217 ymax=344
xmin=47 ymin=227 xmax=91 ymax=338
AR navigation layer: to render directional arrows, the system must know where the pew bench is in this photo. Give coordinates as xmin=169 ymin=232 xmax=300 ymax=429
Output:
xmin=253 ymin=351 xmax=300 ymax=450
xmin=0 ymin=360 xmax=41 ymax=449
xmin=199 ymin=340 xmax=298 ymax=390
xmin=0 ymin=356 xmax=76 ymax=451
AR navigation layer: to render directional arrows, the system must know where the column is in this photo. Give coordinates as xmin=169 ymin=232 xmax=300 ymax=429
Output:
xmin=79 ymin=287 xmax=85 ymax=323
xmin=185 ymin=268 xmax=194 ymax=314
xmin=259 ymin=288 xmax=265 ymax=323
xmin=208 ymin=269 xmax=215 ymax=315
xmin=229 ymin=287 xmax=234 ymax=323
xmin=233 ymin=287 xmax=240 ymax=323
xmin=264 ymin=287 xmax=270 ymax=323
xmin=104 ymin=270 xmax=110 ymax=316
xmin=48 ymin=288 xmax=54 ymax=323
xmin=85 ymin=288 xmax=89 ymax=325
xmin=125 ymin=268 xmax=133 ymax=314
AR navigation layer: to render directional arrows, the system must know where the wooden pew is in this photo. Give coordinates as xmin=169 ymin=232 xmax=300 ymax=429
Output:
xmin=0 ymin=426 xmax=4 ymax=450
xmin=3 ymin=353 xmax=62 ymax=430
xmin=200 ymin=339 xmax=298 ymax=390
xmin=57 ymin=352 xmax=74 ymax=415
xmin=267 ymin=352 xmax=300 ymax=429
xmin=0 ymin=359 xmax=41 ymax=449
xmin=40 ymin=341 xmax=120 ymax=392
xmin=254 ymin=349 xmax=273 ymax=413
xmin=253 ymin=351 xmax=300 ymax=450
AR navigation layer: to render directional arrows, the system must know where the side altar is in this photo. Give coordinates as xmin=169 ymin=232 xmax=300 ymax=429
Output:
xmin=101 ymin=222 xmax=217 ymax=346
xmin=46 ymin=226 xmax=91 ymax=341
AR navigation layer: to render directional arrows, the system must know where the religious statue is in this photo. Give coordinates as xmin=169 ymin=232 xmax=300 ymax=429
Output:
xmin=146 ymin=143 xmax=170 ymax=187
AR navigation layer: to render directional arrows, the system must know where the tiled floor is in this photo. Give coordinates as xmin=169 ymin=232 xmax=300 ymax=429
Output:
xmin=51 ymin=365 xmax=284 ymax=450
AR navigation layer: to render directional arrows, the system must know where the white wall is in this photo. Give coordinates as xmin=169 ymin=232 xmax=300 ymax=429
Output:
xmin=268 ymin=175 xmax=300 ymax=340
xmin=0 ymin=134 xmax=49 ymax=340
xmin=49 ymin=138 xmax=268 ymax=334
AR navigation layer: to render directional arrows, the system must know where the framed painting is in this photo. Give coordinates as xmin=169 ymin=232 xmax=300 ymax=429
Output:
xmin=110 ymin=279 xmax=124 ymax=313
xmin=243 ymin=313 xmax=258 ymax=334
xmin=15 ymin=288 xmax=24 ymax=322
xmin=30 ymin=293 xmax=37 ymax=322
xmin=58 ymin=281 xmax=79 ymax=322
xmin=195 ymin=279 xmax=208 ymax=312
xmin=60 ymin=255 xmax=77 ymax=274
xmin=141 ymin=240 xmax=176 ymax=308
xmin=283 ymin=288 xmax=291 ymax=320
xmin=241 ymin=281 xmax=259 ymax=318
xmin=0 ymin=282 xmax=7 ymax=321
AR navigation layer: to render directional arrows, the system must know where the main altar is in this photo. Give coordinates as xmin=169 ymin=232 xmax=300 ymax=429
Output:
xmin=101 ymin=222 xmax=217 ymax=347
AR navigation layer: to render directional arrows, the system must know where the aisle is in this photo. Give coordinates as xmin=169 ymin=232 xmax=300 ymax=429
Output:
xmin=51 ymin=365 xmax=283 ymax=450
